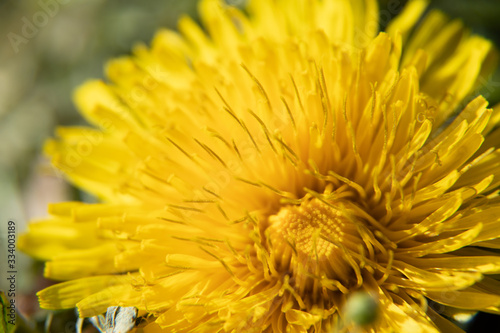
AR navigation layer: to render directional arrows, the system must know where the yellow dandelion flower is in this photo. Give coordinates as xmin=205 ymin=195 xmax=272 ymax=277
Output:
xmin=20 ymin=0 xmax=500 ymax=332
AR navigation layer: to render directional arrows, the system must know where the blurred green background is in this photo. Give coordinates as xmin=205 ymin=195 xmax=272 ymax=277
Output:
xmin=0 ymin=0 xmax=499 ymax=332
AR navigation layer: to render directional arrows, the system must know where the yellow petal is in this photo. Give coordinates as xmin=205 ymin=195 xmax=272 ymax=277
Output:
xmin=38 ymin=275 xmax=132 ymax=310
xmin=390 ymin=260 xmax=482 ymax=291
xmin=386 ymin=0 xmax=428 ymax=44
xmin=285 ymin=309 xmax=322 ymax=328
xmin=425 ymin=289 xmax=500 ymax=311
xmin=403 ymin=255 xmax=500 ymax=274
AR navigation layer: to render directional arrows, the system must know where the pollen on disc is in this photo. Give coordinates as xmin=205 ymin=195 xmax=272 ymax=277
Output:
xmin=268 ymin=198 xmax=362 ymax=282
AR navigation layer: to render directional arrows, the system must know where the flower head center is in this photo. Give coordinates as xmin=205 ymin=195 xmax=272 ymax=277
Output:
xmin=268 ymin=198 xmax=362 ymax=283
